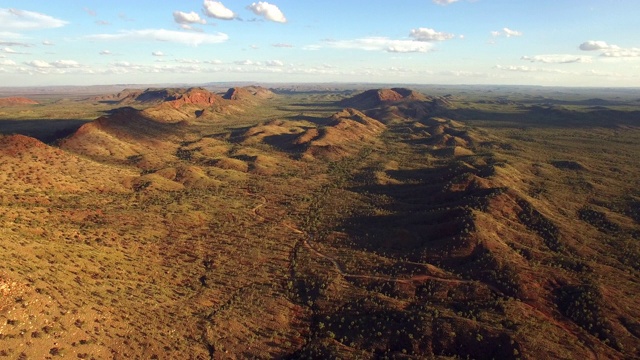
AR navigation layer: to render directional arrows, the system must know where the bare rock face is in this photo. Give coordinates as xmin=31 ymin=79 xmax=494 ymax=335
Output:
xmin=166 ymin=88 xmax=223 ymax=108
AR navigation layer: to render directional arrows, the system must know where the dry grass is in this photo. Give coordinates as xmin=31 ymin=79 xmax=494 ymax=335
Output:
xmin=0 ymin=86 xmax=638 ymax=359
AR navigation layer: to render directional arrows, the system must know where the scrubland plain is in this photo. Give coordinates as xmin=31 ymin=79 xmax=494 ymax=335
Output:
xmin=0 ymin=85 xmax=638 ymax=359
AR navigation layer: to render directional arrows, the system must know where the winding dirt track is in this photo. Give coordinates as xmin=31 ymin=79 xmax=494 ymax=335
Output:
xmin=248 ymin=192 xmax=600 ymax=360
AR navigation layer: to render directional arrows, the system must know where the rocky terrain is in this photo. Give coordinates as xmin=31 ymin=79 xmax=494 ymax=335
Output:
xmin=0 ymin=86 xmax=638 ymax=359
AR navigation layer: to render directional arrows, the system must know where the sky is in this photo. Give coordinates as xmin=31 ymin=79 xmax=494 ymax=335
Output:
xmin=0 ymin=0 xmax=639 ymax=87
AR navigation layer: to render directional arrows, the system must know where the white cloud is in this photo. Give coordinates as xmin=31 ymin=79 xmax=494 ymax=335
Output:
xmin=0 ymin=8 xmax=68 ymax=31
xmin=0 ymin=59 xmax=16 ymax=66
xmin=272 ymin=43 xmax=293 ymax=48
xmin=503 ymin=28 xmax=522 ymax=37
xmin=247 ymin=2 xmax=287 ymax=23
xmin=1 ymin=47 xmax=26 ymax=54
xmin=204 ymin=59 xmax=222 ymax=64
xmin=496 ymin=65 xmax=538 ymax=73
xmin=266 ymin=60 xmax=284 ymax=67
xmin=42 ymin=40 xmax=54 ymax=46
xmin=53 ymin=60 xmax=81 ymax=68
xmin=433 ymin=0 xmax=460 ymax=5
xmin=521 ymin=54 xmax=592 ymax=64
xmin=579 ymin=40 xmax=615 ymax=51
xmin=410 ymin=28 xmax=455 ymax=42
xmin=441 ymin=70 xmax=488 ymax=77
xmin=578 ymin=40 xmax=640 ymax=58
xmin=95 ymin=20 xmax=110 ymax=26
xmin=492 ymin=28 xmax=522 ymax=38
xmin=176 ymin=58 xmax=200 ymax=64
xmin=173 ymin=11 xmax=206 ymax=25
xmin=113 ymin=61 xmax=133 ymax=68
xmin=86 ymin=29 xmax=229 ymax=46
xmin=203 ymin=0 xmax=236 ymax=20
xmin=495 ymin=64 xmax=568 ymax=74
xmin=152 ymin=51 xmax=165 ymax=56
xmin=235 ymin=59 xmax=256 ymax=65
xmin=325 ymin=37 xmax=433 ymax=53
xmin=25 ymin=60 xmax=52 ymax=68
xmin=99 ymin=50 xmax=111 ymax=55
xmin=601 ymin=48 xmax=640 ymax=57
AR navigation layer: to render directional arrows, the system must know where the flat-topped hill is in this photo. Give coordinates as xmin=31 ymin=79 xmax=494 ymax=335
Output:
xmin=339 ymin=88 xmax=428 ymax=109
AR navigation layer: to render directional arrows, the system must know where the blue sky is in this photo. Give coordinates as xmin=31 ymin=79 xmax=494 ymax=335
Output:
xmin=0 ymin=0 xmax=638 ymax=86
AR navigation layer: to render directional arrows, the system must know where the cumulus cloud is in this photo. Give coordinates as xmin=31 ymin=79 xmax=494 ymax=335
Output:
xmin=235 ymin=59 xmax=256 ymax=65
xmin=601 ymin=48 xmax=640 ymax=57
xmin=112 ymin=61 xmax=133 ymax=67
xmin=0 ymin=59 xmax=16 ymax=66
xmin=203 ymin=0 xmax=236 ymax=20
xmin=53 ymin=60 xmax=81 ymax=68
xmin=0 ymin=8 xmax=68 ymax=31
xmin=433 ymin=0 xmax=460 ymax=5
xmin=495 ymin=65 xmax=538 ymax=72
xmin=25 ymin=60 xmax=52 ymax=68
xmin=152 ymin=51 xmax=165 ymax=57
xmin=42 ymin=40 xmax=53 ymax=46
xmin=247 ymin=2 xmax=287 ymax=23
xmin=578 ymin=40 xmax=640 ymax=57
xmin=521 ymin=54 xmax=592 ymax=64
xmin=99 ymin=50 xmax=112 ymax=55
xmin=173 ymin=11 xmax=206 ymax=25
xmin=325 ymin=37 xmax=433 ymax=53
xmin=266 ymin=60 xmax=284 ymax=67
xmin=579 ymin=40 xmax=615 ymax=51
xmin=410 ymin=28 xmax=455 ymax=42
xmin=272 ymin=43 xmax=293 ymax=48
xmin=86 ymin=29 xmax=229 ymax=46
xmin=204 ymin=59 xmax=222 ymax=64
xmin=492 ymin=27 xmax=522 ymax=38
xmin=22 ymin=59 xmax=81 ymax=69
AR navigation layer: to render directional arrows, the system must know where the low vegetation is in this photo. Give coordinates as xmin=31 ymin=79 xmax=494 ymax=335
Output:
xmin=0 ymin=85 xmax=638 ymax=359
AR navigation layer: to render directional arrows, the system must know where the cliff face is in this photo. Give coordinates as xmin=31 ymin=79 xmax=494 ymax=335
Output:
xmin=166 ymin=88 xmax=223 ymax=108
